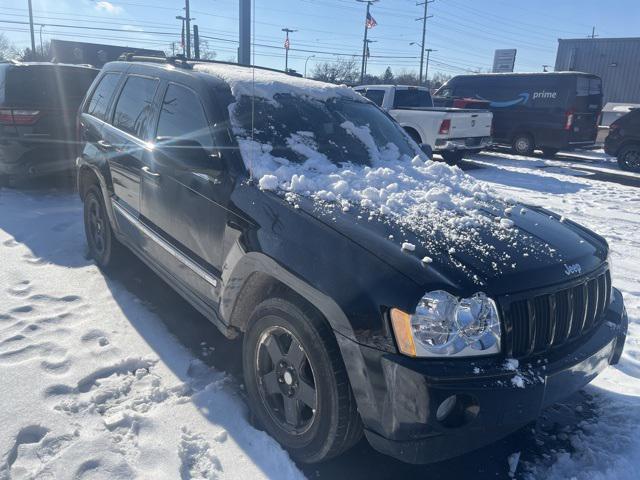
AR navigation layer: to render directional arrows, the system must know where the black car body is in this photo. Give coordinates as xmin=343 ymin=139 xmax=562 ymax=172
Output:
xmin=76 ymin=59 xmax=628 ymax=464
xmin=434 ymin=72 xmax=603 ymax=156
xmin=604 ymin=108 xmax=640 ymax=172
xmin=0 ymin=62 xmax=98 ymax=182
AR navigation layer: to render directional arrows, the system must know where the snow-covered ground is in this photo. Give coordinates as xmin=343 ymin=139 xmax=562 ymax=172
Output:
xmin=0 ymin=149 xmax=638 ymax=479
xmin=0 ymin=191 xmax=304 ymax=479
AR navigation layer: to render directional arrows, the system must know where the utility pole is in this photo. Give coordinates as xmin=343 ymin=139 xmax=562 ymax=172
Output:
xmin=588 ymin=26 xmax=598 ymax=39
xmin=27 ymin=0 xmax=36 ymax=59
xmin=357 ymin=0 xmax=378 ymax=85
xmin=416 ymin=0 xmax=434 ymax=85
xmin=193 ymin=25 xmax=200 ymax=60
xmin=185 ymin=0 xmax=191 ymax=58
xmin=424 ymin=48 xmax=436 ymax=87
xmin=282 ymin=28 xmax=297 ymax=72
xmin=239 ymin=0 xmax=251 ymax=65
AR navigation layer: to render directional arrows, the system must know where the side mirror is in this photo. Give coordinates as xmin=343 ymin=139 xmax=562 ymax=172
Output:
xmin=158 ymin=138 xmax=224 ymax=173
xmin=419 ymin=143 xmax=433 ymax=159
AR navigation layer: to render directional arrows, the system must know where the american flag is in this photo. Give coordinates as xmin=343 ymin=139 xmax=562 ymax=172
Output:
xmin=284 ymin=37 xmax=290 ymax=50
xmin=366 ymin=12 xmax=378 ymax=29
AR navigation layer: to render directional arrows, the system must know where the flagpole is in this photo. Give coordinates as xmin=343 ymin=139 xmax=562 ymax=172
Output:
xmin=358 ymin=0 xmax=378 ymax=85
xmin=282 ymin=27 xmax=297 ymax=72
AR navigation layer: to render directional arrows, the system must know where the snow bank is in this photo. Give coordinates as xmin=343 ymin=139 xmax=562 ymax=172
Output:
xmin=0 ymin=190 xmax=303 ymax=479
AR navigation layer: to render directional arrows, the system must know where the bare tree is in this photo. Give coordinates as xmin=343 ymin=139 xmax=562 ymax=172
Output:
xmin=429 ymin=71 xmax=453 ymax=90
xmin=198 ymin=39 xmax=217 ymax=61
xmin=0 ymin=34 xmax=18 ymax=61
xmin=311 ymin=57 xmax=359 ymax=85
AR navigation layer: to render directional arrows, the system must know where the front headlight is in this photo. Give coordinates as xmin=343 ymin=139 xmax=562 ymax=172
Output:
xmin=390 ymin=291 xmax=501 ymax=357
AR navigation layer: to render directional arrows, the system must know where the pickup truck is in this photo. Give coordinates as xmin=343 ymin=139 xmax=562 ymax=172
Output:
xmin=354 ymin=85 xmax=493 ymax=163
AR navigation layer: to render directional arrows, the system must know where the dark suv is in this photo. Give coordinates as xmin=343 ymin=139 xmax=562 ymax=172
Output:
xmin=604 ymin=108 xmax=640 ymax=172
xmin=77 ymin=58 xmax=628 ymax=465
xmin=0 ymin=62 xmax=98 ymax=184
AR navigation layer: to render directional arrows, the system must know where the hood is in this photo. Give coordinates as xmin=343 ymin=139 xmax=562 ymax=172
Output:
xmin=293 ymin=194 xmax=608 ymax=297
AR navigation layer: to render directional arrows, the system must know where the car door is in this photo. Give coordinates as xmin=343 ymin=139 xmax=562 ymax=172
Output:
xmin=141 ymin=82 xmax=232 ymax=301
xmin=103 ymin=74 xmax=159 ymax=214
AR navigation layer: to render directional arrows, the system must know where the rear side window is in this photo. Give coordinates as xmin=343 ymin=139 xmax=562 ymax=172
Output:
xmin=85 ymin=73 xmax=121 ymax=121
xmin=393 ymin=89 xmax=432 ymax=108
xmin=3 ymin=66 xmax=97 ymax=108
xmin=362 ymin=89 xmax=385 ymax=107
xmin=156 ymin=84 xmax=211 ymax=146
xmin=112 ymin=75 xmax=159 ymax=139
xmin=577 ymin=77 xmax=602 ymax=96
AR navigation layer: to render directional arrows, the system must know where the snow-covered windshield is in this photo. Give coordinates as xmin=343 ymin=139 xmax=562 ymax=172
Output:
xmin=232 ymin=94 xmax=419 ymax=166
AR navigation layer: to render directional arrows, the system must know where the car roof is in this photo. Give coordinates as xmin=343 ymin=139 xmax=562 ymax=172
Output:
xmin=6 ymin=61 xmax=98 ymax=71
xmin=101 ymin=59 xmax=363 ymax=102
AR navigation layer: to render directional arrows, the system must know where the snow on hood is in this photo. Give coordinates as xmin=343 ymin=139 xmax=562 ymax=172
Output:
xmin=197 ymin=64 xmax=560 ymax=282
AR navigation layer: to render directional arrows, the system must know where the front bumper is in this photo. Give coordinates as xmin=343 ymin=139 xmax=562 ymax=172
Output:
xmin=337 ymin=288 xmax=627 ymax=464
xmin=435 ymin=136 xmax=492 ymax=152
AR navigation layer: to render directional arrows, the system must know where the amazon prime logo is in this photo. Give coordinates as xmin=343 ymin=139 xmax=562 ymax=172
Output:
xmin=564 ymin=263 xmax=582 ymax=276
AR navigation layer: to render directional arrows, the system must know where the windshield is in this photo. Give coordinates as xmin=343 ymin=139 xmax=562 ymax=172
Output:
xmin=232 ymin=93 xmax=420 ymax=167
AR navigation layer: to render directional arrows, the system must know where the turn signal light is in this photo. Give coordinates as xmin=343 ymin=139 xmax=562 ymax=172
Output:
xmin=438 ymin=119 xmax=451 ymax=135
xmin=390 ymin=308 xmax=417 ymax=357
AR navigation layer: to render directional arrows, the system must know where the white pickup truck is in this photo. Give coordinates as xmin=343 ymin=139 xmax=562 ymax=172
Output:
xmin=354 ymin=85 xmax=493 ymax=163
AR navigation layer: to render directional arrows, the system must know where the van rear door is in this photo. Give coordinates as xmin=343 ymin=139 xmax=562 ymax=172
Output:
xmin=570 ymin=76 xmax=602 ymax=142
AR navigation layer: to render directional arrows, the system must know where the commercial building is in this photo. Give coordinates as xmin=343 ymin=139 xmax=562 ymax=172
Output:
xmin=555 ymin=37 xmax=640 ymax=104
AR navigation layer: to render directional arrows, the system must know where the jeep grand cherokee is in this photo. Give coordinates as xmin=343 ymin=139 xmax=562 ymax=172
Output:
xmin=76 ymin=58 xmax=628 ymax=464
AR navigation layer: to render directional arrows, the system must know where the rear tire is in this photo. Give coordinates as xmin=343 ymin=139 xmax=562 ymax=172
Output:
xmin=512 ymin=133 xmax=535 ymax=156
xmin=542 ymin=148 xmax=559 ymax=158
xmin=617 ymin=144 xmax=640 ymax=172
xmin=440 ymin=150 xmax=464 ymax=164
xmin=243 ymin=297 xmax=362 ymax=463
xmin=83 ymin=186 xmax=123 ymax=268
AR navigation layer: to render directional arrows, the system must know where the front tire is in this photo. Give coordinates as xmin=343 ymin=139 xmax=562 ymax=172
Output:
xmin=617 ymin=144 xmax=640 ymax=172
xmin=440 ymin=150 xmax=464 ymax=164
xmin=83 ymin=186 xmax=122 ymax=268
xmin=243 ymin=297 xmax=362 ymax=463
xmin=512 ymin=133 xmax=535 ymax=156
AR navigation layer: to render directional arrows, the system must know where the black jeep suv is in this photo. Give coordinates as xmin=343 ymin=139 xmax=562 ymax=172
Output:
xmin=77 ymin=58 xmax=628 ymax=465
xmin=604 ymin=108 xmax=640 ymax=172
xmin=0 ymin=62 xmax=98 ymax=184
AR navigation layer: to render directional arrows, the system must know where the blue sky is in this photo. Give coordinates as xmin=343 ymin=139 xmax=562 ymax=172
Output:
xmin=2 ymin=0 xmax=639 ymax=78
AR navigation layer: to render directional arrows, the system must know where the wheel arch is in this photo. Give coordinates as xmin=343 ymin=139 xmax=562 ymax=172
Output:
xmin=221 ymin=252 xmax=355 ymax=340
xmin=402 ymin=125 xmax=422 ymax=144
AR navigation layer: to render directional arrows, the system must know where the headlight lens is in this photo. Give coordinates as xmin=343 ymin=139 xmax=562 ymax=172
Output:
xmin=390 ymin=291 xmax=501 ymax=357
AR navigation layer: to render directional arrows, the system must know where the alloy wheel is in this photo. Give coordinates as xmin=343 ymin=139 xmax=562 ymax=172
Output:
xmin=87 ymin=196 xmax=107 ymax=257
xmin=255 ymin=325 xmax=318 ymax=435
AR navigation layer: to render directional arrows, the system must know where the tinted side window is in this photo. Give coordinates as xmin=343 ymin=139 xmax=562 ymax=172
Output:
xmin=85 ymin=73 xmax=121 ymax=121
xmin=113 ymin=76 xmax=159 ymax=139
xmin=156 ymin=84 xmax=211 ymax=146
xmin=363 ymin=89 xmax=385 ymax=107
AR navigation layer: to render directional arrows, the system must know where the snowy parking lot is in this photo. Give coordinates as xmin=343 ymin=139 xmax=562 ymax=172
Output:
xmin=0 ymin=150 xmax=639 ymax=479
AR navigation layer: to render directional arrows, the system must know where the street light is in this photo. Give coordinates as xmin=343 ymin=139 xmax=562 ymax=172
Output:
xmin=304 ymin=54 xmax=316 ymax=78
xmin=410 ymin=42 xmax=436 ymax=87
xmin=39 ymin=24 xmax=45 ymax=59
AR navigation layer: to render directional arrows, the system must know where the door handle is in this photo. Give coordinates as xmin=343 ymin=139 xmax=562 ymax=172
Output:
xmin=96 ymin=140 xmax=115 ymax=151
xmin=142 ymin=166 xmax=161 ymax=178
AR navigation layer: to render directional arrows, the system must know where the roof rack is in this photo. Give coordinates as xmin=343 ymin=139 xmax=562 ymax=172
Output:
xmin=116 ymin=53 xmax=301 ymax=77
